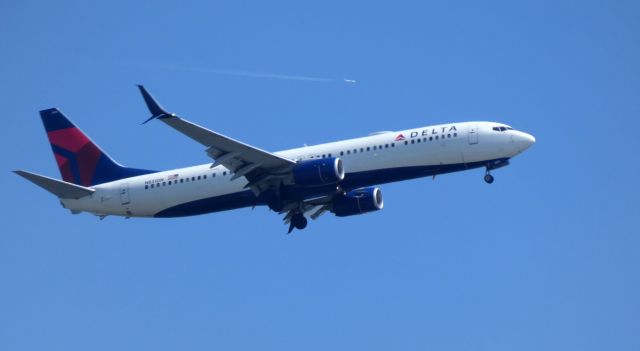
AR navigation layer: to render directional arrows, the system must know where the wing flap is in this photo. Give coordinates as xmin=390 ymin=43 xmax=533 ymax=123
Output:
xmin=161 ymin=116 xmax=292 ymax=169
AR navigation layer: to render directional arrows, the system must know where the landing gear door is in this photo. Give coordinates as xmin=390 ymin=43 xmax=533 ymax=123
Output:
xmin=119 ymin=184 xmax=131 ymax=205
xmin=468 ymin=124 xmax=479 ymax=145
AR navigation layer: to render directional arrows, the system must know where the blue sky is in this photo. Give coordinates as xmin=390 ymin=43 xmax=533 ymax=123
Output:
xmin=1 ymin=1 xmax=639 ymax=350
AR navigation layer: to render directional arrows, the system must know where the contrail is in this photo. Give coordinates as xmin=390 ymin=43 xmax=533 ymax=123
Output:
xmin=202 ymin=68 xmax=334 ymax=82
xmin=152 ymin=64 xmax=335 ymax=83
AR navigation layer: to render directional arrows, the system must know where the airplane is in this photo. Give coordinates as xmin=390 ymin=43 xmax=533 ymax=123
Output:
xmin=15 ymin=86 xmax=535 ymax=233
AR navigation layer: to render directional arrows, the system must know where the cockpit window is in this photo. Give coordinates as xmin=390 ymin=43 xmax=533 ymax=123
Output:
xmin=493 ymin=126 xmax=512 ymax=132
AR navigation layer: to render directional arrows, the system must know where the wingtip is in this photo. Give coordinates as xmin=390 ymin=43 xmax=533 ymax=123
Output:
xmin=137 ymin=84 xmax=171 ymax=123
xmin=141 ymin=115 xmax=157 ymax=125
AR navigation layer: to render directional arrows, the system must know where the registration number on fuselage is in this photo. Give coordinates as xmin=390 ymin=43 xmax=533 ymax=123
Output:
xmin=144 ymin=178 xmax=164 ymax=185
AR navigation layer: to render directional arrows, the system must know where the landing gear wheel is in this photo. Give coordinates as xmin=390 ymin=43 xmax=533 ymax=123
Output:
xmin=292 ymin=213 xmax=308 ymax=230
xmin=484 ymin=174 xmax=494 ymax=184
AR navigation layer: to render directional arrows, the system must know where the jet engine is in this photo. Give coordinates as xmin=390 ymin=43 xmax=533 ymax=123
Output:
xmin=293 ymin=157 xmax=345 ymax=186
xmin=332 ymin=187 xmax=384 ymax=217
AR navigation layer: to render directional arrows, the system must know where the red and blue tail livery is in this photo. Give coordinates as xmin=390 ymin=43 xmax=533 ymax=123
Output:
xmin=16 ymin=86 xmax=534 ymax=233
xmin=40 ymin=108 xmax=154 ymax=186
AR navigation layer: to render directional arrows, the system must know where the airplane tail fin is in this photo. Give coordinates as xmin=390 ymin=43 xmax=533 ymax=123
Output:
xmin=40 ymin=108 xmax=155 ymax=186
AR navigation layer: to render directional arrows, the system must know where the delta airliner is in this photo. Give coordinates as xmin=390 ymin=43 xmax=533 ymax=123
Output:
xmin=15 ymin=86 xmax=535 ymax=233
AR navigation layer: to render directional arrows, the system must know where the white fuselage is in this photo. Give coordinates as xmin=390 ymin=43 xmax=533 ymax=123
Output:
xmin=60 ymin=121 xmax=535 ymax=218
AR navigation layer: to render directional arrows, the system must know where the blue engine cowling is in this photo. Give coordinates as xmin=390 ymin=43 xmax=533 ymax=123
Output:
xmin=293 ymin=157 xmax=345 ymax=186
xmin=332 ymin=187 xmax=384 ymax=217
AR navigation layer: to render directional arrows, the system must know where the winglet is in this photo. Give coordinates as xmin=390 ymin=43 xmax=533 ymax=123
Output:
xmin=137 ymin=85 xmax=172 ymax=124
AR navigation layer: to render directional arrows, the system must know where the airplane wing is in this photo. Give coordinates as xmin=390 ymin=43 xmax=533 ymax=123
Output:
xmin=137 ymin=85 xmax=296 ymax=192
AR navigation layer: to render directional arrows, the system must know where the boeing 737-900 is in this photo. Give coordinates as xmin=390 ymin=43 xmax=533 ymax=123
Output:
xmin=15 ymin=86 xmax=535 ymax=233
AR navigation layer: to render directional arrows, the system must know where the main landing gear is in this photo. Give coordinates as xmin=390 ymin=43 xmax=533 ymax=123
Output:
xmin=484 ymin=169 xmax=495 ymax=184
xmin=288 ymin=213 xmax=308 ymax=234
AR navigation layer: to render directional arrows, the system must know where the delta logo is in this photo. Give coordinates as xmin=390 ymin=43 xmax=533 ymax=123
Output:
xmin=395 ymin=134 xmax=406 ymax=141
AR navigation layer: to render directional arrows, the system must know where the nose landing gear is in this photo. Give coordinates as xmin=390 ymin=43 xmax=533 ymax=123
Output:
xmin=484 ymin=170 xmax=494 ymax=184
xmin=483 ymin=159 xmax=510 ymax=184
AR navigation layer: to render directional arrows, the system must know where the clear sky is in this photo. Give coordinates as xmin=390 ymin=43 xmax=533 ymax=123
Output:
xmin=1 ymin=1 xmax=639 ymax=350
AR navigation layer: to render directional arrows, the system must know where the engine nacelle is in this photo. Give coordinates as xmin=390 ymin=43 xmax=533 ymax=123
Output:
xmin=332 ymin=187 xmax=384 ymax=217
xmin=293 ymin=157 xmax=345 ymax=186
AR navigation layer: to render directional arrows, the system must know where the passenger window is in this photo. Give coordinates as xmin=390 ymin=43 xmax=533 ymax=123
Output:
xmin=448 ymin=134 xmax=451 ymax=138
xmin=168 ymin=181 xmax=172 ymax=185
xmin=385 ymin=144 xmax=389 ymax=148
xmin=360 ymin=148 xmax=364 ymax=152
xmin=151 ymin=184 xmax=155 ymax=188
xmin=145 ymin=185 xmax=148 ymax=189
xmin=367 ymin=147 xmax=370 ymax=151
xmin=436 ymin=135 xmax=439 ymax=140
xmin=417 ymin=139 xmax=421 ymax=143
xmin=353 ymin=149 xmax=357 ymax=154
xmin=340 ymin=151 xmax=344 ymax=156
xmin=429 ymin=136 xmax=433 ymax=141
xmin=404 ymin=141 xmax=408 ymax=145
xmin=391 ymin=143 xmax=395 ymax=147
xmin=453 ymin=133 xmax=457 ymax=137
xmin=411 ymin=140 xmax=415 ymax=144
xmin=162 ymin=182 xmax=166 ymax=186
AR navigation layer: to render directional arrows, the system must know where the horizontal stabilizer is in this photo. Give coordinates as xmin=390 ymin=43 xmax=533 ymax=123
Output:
xmin=14 ymin=170 xmax=95 ymax=199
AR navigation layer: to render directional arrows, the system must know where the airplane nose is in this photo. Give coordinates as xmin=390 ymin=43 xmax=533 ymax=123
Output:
xmin=524 ymin=132 xmax=536 ymax=146
xmin=516 ymin=132 xmax=536 ymax=151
